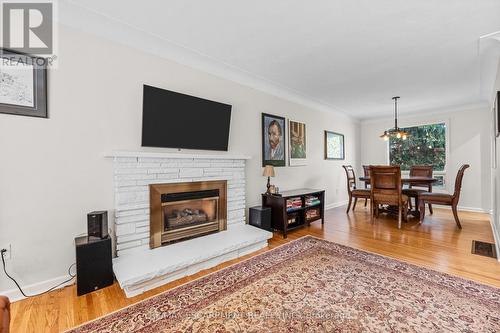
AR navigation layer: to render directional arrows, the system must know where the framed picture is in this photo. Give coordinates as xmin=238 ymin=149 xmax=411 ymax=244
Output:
xmin=0 ymin=48 xmax=47 ymax=118
xmin=288 ymin=120 xmax=307 ymax=166
xmin=324 ymin=131 xmax=345 ymax=160
xmin=262 ymin=113 xmax=286 ymax=167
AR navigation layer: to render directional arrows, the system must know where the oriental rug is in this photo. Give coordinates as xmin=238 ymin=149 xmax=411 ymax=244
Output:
xmin=69 ymin=236 xmax=500 ymax=332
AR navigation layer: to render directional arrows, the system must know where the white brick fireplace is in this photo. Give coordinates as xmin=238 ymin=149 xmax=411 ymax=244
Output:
xmin=105 ymin=151 xmax=273 ymax=297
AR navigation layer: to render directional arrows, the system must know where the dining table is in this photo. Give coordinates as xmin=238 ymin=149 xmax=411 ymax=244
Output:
xmin=359 ymin=175 xmax=438 ymax=217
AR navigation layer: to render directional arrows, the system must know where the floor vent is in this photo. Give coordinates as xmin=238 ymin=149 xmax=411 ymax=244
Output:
xmin=471 ymin=240 xmax=497 ymax=259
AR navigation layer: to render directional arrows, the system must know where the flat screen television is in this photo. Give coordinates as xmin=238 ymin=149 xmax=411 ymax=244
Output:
xmin=142 ymin=85 xmax=232 ymax=151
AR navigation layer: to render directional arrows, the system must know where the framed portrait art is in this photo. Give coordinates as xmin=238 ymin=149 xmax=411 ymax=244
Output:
xmin=324 ymin=131 xmax=345 ymax=160
xmin=288 ymin=120 xmax=307 ymax=166
xmin=262 ymin=113 xmax=286 ymax=167
xmin=0 ymin=48 xmax=47 ymax=118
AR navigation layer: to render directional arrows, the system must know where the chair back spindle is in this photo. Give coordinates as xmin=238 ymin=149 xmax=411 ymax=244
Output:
xmin=342 ymin=165 xmax=357 ymax=194
xmin=362 ymin=165 xmax=371 ymax=188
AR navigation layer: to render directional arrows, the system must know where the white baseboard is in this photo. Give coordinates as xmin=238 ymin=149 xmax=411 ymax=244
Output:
xmin=0 ymin=274 xmax=75 ymax=303
xmin=489 ymin=214 xmax=500 ymax=263
xmin=325 ymin=200 xmax=349 ymax=210
xmin=431 ymin=205 xmax=489 ymax=213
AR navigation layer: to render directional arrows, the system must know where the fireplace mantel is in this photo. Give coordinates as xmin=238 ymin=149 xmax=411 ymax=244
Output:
xmin=105 ymin=151 xmax=251 ymax=160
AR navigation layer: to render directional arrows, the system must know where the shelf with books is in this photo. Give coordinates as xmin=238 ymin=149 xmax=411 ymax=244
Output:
xmin=262 ymin=189 xmax=325 ymax=238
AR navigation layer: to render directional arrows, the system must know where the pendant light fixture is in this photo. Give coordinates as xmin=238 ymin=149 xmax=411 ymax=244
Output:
xmin=380 ymin=96 xmax=409 ymax=141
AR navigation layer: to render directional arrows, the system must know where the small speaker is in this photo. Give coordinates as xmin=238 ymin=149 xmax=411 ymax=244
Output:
xmin=75 ymin=236 xmax=113 ymax=296
xmin=87 ymin=211 xmax=108 ymax=240
xmin=249 ymin=206 xmax=272 ymax=231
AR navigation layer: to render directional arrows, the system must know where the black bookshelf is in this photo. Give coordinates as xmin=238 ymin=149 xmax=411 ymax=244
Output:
xmin=261 ymin=189 xmax=325 ymax=238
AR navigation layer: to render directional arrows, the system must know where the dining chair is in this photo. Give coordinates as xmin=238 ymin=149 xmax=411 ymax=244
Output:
xmin=418 ymin=164 xmax=470 ymax=229
xmin=342 ymin=165 xmax=370 ymax=213
xmin=369 ymin=165 xmax=408 ymax=229
xmin=402 ymin=165 xmax=434 ymax=213
xmin=362 ymin=165 xmax=371 ymax=207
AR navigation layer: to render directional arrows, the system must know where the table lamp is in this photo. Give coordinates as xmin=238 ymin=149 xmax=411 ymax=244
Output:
xmin=262 ymin=165 xmax=275 ymax=194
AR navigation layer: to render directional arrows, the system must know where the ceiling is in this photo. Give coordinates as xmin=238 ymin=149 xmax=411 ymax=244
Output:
xmin=62 ymin=0 xmax=500 ymax=119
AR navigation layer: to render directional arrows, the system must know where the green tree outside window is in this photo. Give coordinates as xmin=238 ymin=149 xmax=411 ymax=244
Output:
xmin=389 ymin=123 xmax=446 ymax=171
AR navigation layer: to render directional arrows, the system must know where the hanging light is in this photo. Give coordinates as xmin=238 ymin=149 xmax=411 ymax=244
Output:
xmin=379 ymin=96 xmax=409 ymax=141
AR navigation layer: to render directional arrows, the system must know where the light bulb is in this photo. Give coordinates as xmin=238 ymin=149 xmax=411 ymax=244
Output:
xmin=396 ymin=132 xmax=401 ymax=139
xmin=383 ymin=135 xmax=389 ymax=141
xmin=402 ymin=134 xmax=407 ymax=140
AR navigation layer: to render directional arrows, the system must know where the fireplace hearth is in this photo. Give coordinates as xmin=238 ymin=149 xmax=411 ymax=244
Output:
xmin=150 ymin=181 xmax=227 ymax=248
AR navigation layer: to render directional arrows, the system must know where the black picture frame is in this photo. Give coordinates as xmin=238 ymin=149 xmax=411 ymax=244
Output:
xmin=262 ymin=113 xmax=286 ymax=167
xmin=324 ymin=130 xmax=345 ymax=160
xmin=0 ymin=48 xmax=47 ymax=118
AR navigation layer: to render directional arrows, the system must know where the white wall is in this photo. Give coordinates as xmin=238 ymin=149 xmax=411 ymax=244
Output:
xmin=0 ymin=26 xmax=360 ymax=294
xmin=360 ymin=108 xmax=491 ymax=212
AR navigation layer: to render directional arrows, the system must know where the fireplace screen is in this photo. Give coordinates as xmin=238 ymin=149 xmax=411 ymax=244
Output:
xmin=150 ymin=181 xmax=227 ymax=249
xmin=160 ymin=189 xmax=220 ymax=244
xmin=163 ymin=197 xmax=218 ymax=231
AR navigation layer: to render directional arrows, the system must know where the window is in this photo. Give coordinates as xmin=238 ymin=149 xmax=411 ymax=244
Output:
xmin=389 ymin=123 xmax=446 ymax=172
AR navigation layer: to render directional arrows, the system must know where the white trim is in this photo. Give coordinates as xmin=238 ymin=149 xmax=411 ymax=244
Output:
xmin=432 ymin=205 xmax=489 ymax=214
xmin=104 ymin=151 xmax=251 ymax=160
xmin=0 ymin=275 xmax=75 ymax=303
xmin=325 ymin=200 xmax=349 ymax=210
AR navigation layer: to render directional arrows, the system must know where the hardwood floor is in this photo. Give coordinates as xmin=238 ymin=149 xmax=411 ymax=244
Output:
xmin=10 ymin=206 xmax=500 ymax=332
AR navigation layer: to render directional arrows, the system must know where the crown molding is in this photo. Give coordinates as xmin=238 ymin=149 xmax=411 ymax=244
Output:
xmin=58 ymin=1 xmax=356 ymax=123
xmin=360 ymin=101 xmax=489 ymax=124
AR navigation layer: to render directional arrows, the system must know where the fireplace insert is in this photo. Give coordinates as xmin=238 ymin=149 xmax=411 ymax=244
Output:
xmin=150 ymin=181 xmax=227 ymax=248
xmin=162 ymin=189 xmax=219 ymax=231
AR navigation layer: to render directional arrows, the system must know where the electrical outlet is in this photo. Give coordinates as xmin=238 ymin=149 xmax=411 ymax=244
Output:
xmin=0 ymin=244 xmax=11 ymax=260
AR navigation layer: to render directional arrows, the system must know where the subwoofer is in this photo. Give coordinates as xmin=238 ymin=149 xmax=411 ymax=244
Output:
xmin=249 ymin=206 xmax=272 ymax=231
xmin=75 ymin=236 xmax=113 ymax=296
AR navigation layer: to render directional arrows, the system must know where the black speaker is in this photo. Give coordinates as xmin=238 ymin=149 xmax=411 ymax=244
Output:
xmin=87 ymin=211 xmax=108 ymax=240
xmin=75 ymin=236 xmax=113 ymax=296
xmin=249 ymin=206 xmax=272 ymax=231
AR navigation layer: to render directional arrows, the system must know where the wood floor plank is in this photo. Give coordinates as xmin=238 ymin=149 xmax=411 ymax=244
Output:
xmin=9 ymin=206 xmax=500 ymax=332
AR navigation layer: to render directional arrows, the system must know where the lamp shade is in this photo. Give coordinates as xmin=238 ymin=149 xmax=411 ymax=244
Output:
xmin=262 ymin=165 xmax=275 ymax=177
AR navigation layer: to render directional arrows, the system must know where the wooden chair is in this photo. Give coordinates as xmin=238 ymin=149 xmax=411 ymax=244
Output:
xmin=402 ymin=165 xmax=434 ymax=213
xmin=362 ymin=165 xmax=371 ymax=207
xmin=369 ymin=165 xmax=408 ymax=229
xmin=0 ymin=296 xmax=10 ymax=333
xmin=419 ymin=164 xmax=470 ymax=229
xmin=342 ymin=165 xmax=370 ymax=213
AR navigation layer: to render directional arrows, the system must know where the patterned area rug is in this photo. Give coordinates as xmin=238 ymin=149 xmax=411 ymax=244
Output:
xmin=69 ymin=236 xmax=500 ymax=332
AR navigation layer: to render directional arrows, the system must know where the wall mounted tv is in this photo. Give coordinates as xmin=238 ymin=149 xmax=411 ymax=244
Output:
xmin=142 ymin=85 xmax=232 ymax=151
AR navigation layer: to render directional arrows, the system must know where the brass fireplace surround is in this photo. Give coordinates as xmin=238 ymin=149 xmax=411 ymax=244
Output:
xmin=149 ymin=180 xmax=227 ymax=249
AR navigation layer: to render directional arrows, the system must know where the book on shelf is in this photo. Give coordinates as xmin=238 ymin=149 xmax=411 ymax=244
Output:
xmin=286 ymin=197 xmax=302 ymax=211
xmin=305 ymin=195 xmax=320 ymax=207
xmin=305 ymin=209 xmax=319 ymax=220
